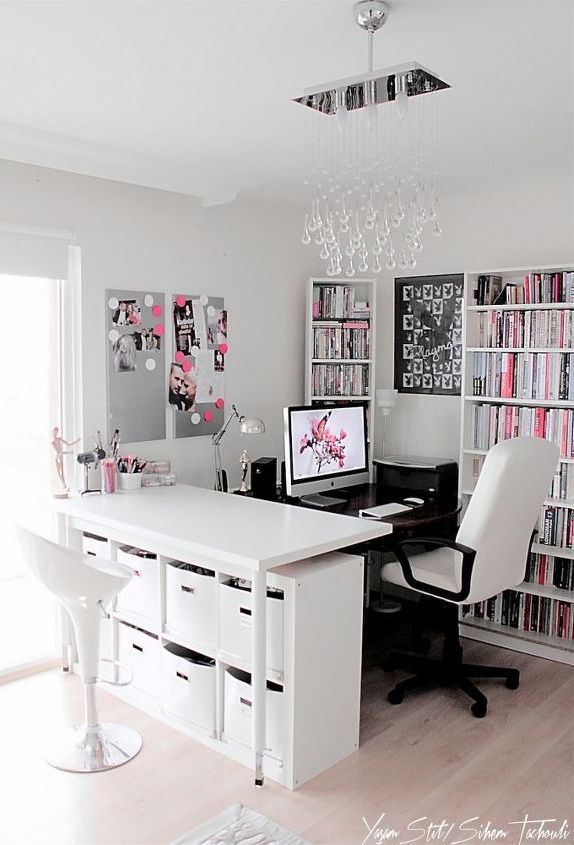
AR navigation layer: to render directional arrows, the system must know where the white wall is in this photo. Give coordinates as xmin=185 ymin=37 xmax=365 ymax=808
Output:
xmin=375 ymin=179 xmax=574 ymax=462
xmin=0 ymin=158 xmax=315 ymax=489
xmin=0 ymin=158 xmax=572 ymax=487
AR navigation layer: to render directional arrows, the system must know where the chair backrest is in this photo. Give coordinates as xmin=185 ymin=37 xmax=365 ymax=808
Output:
xmin=457 ymin=437 xmax=558 ymax=604
xmin=16 ymin=527 xmax=132 ymax=607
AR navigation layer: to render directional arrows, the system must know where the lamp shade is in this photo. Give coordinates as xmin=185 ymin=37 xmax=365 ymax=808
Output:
xmin=376 ymin=389 xmax=398 ymax=414
xmin=239 ymin=416 xmax=265 ymax=435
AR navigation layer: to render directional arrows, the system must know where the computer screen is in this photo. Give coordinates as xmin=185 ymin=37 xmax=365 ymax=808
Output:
xmin=283 ymin=403 xmax=369 ymax=497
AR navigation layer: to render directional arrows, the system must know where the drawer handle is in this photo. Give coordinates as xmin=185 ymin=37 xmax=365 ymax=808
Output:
xmin=87 ymin=551 xmax=96 ymax=557
xmin=132 ymin=643 xmax=144 ymax=653
xmin=176 ymin=671 xmax=189 ymax=682
xmin=239 ymin=697 xmax=252 ymax=708
xmin=239 ymin=607 xmax=251 ymax=617
xmin=181 ymin=585 xmax=195 ymax=594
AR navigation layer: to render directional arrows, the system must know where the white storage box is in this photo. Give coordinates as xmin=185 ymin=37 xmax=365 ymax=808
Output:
xmin=165 ymin=562 xmax=216 ymax=649
xmin=116 ymin=546 xmax=160 ymax=625
xmin=161 ymin=643 xmax=215 ymax=733
xmin=224 ymin=667 xmax=285 ymax=761
xmin=82 ymin=532 xmax=108 ymax=558
xmin=118 ymin=622 xmax=160 ymax=697
xmin=219 ymin=580 xmax=284 ymax=678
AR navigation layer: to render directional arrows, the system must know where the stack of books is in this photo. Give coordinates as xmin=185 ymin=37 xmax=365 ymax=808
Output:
xmin=476 ymin=309 xmax=574 ymax=348
xmin=525 ymin=553 xmax=574 ymax=591
xmin=463 ymin=590 xmax=574 ymax=640
xmin=471 ymin=351 xmax=574 ymax=400
xmin=312 ymin=285 xmax=371 ymax=319
xmin=312 ymin=322 xmax=370 ymax=359
xmin=472 ymin=404 xmax=574 ymax=455
xmin=312 ymin=363 xmax=369 ymax=397
xmin=537 ymin=505 xmax=574 ymax=548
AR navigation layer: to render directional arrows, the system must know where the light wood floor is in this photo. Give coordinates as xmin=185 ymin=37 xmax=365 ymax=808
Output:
xmin=0 ymin=640 xmax=572 ymax=845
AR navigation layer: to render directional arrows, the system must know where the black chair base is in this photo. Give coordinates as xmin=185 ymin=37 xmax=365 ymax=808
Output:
xmin=383 ymin=604 xmax=520 ymax=718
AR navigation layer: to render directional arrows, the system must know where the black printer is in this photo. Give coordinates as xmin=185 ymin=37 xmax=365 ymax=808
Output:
xmin=373 ymin=455 xmax=458 ymax=502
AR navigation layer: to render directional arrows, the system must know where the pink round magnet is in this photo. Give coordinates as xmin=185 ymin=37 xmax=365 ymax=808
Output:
xmin=175 ymin=295 xmax=186 ymax=308
xmin=154 ymin=324 xmax=165 ymax=336
xmin=219 ymin=343 xmax=228 ymax=354
xmin=204 ymin=410 xmax=213 ymax=423
xmin=152 ymin=304 xmax=162 ymax=317
xmin=175 ymin=351 xmax=185 ymax=363
xmin=182 ymin=360 xmax=192 ymax=373
xmin=215 ymin=398 xmax=224 ymax=409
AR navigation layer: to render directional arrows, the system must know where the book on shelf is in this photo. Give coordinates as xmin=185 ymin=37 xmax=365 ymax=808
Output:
xmin=524 ymin=552 xmax=574 ymax=591
xmin=312 ymin=284 xmax=371 ymax=320
xmin=311 ymin=362 xmax=370 ymax=397
xmin=471 ymin=351 xmax=574 ymax=400
xmin=537 ymin=504 xmax=574 ymax=550
xmin=476 ymin=308 xmax=574 ymax=349
xmin=471 ymin=404 xmax=574 ymax=456
xmin=462 ymin=590 xmax=574 ymax=641
xmin=472 ymin=271 xmax=574 ymax=306
xmin=312 ymin=322 xmax=370 ymax=360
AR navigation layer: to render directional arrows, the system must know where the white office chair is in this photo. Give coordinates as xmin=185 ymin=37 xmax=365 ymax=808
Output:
xmin=17 ymin=527 xmax=143 ymax=771
xmin=381 ymin=437 xmax=559 ymax=717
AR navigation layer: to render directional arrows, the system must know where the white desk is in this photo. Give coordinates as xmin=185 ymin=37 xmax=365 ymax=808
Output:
xmin=54 ymin=484 xmax=392 ymax=786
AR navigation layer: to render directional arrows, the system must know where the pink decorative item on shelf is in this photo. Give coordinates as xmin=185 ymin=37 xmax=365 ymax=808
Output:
xmin=101 ymin=458 xmax=117 ymax=494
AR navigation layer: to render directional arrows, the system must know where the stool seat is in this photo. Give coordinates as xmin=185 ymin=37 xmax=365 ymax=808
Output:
xmin=17 ymin=527 xmax=143 ymax=772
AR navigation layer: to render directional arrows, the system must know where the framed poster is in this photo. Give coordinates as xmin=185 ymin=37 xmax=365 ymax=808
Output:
xmin=169 ymin=293 xmax=227 ymax=437
xmin=394 ymin=274 xmax=464 ymax=396
xmin=106 ymin=290 xmax=166 ymax=442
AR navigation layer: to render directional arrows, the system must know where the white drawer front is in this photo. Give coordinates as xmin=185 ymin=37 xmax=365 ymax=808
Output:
xmin=118 ymin=623 xmax=160 ymax=697
xmin=116 ymin=547 xmax=159 ymax=624
xmin=82 ymin=533 xmax=108 ymax=559
xmin=219 ymin=583 xmax=284 ymax=677
xmin=165 ymin=564 xmax=216 ymax=648
xmin=161 ymin=646 xmax=215 ymax=733
xmin=224 ymin=668 xmax=285 ymax=760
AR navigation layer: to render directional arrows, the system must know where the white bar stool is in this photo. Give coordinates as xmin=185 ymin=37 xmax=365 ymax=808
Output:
xmin=17 ymin=527 xmax=143 ymax=772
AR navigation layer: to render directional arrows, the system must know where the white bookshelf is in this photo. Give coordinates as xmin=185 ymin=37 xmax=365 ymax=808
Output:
xmin=459 ymin=264 xmax=574 ymax=665
xmin=305 ymin=277 xmax=376 ymax=465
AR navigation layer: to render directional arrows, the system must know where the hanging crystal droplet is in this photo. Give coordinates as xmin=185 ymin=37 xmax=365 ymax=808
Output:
xmin=301 ymin=215 xmax=311 ymax=245
xmin=432 ymin=220 xmax=442 ymax=237
xmin=372 ymin=255 xmax=382 ymax=274
xmin=345 ymin=256 xmax=355 ymax=277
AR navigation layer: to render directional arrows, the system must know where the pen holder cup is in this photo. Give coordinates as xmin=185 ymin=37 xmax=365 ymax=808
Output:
xmin=101 ymin=459 xmax=117 ymax=494
xmin=118 ymin=473 xmax=142 ymax=491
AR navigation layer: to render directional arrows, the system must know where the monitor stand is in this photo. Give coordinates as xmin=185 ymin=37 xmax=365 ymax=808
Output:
xmin=300 ymin=492 xmax=348 ymax=509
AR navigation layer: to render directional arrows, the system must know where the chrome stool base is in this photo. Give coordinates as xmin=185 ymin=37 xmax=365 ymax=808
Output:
xmin=46 ymin=723 xmax=143 ymax=773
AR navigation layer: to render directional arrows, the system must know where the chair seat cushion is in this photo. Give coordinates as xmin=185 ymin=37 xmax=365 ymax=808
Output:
xmin=382 ymin=546 xmax=463 ymax=599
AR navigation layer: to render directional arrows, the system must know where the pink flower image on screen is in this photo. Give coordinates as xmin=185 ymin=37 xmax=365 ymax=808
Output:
xmin=152 ymin=304 xmax=162 ymax=317
xmin=299 ymin=411 xmax=348 ymax=472
xmin=219 ymin=343 xmax=228 ymax=354
xmin=154 ymin=324 xmax=165 ymax=336
xmin=175 ymin=295 xmax=186 ymax=308
xmin=215 ymin=398 xmax=224 ymax=409
xmin=175 ymin=351 xmax=185 ymax=363
xmin=182 ymin=360 xmax=192 ymax=373
xmin=204 ymin=410 xmax=213 ymax=422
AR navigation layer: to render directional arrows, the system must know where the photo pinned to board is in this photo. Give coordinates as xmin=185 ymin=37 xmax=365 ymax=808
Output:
xmin=171 ymin=294 xmax=226 ymax=438
xmin=106 ymin=289 xmax=166 ymax=443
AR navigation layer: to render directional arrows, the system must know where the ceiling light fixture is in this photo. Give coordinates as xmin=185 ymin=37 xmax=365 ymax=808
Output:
xmin=294 ymin=0 xmax=451 ymax=276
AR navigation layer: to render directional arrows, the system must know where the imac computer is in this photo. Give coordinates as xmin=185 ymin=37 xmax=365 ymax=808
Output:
xmin=283 ymin=402 xmax=369 ymax=507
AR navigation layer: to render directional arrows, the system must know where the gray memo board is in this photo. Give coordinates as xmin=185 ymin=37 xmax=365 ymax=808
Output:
xmin=106 ymin=289 xmax=166 ymax=443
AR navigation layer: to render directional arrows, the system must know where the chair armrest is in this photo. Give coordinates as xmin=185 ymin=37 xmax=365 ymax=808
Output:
xmin=388 ymin=537 xmax=477 ymax=603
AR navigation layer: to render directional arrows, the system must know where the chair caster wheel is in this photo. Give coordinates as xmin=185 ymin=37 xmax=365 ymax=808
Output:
xmin=387 ymin=688 xmax=404 ymax=705
xmin=505 ymin=673 xmax=519 ymax=690
xmin=471 ymin=701 xmax=487 ymax=718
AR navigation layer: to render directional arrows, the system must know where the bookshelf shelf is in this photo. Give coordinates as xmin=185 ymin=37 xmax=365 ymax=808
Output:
xmin=459 ymin=264 xmax=574 ymax=661
xmin=305 ymin=278 xmax=376 ymax=479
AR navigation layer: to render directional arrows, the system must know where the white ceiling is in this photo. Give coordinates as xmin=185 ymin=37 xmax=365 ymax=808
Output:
xmin=0 ymin=0 xmax=572 ymax=208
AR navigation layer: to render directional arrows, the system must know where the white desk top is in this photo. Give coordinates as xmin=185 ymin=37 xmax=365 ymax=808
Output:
xmin=54 ymin=484 xmax=392 ymax=572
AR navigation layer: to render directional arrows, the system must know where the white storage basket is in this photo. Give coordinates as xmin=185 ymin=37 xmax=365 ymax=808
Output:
xmin=224 ymin=667 xmax=285 ymax=761
xmin=116 ymin=546 xmax=160 ymax=625
xmin=118 ymin=621 xmax=160 ymax=697
xmin=165 ymin=562 xmax=216 ymax=649
xmin=219 ymin=580 xmax=284 ymax=679
xmin=82 ymin=532 xmax=108 ymax=559
xmin=161 ymin=643 xmax=215 ymax=733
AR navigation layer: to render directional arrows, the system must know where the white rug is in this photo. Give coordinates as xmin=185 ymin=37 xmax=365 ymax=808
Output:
xmin=171 ymin=802 xmax=310 ymax=845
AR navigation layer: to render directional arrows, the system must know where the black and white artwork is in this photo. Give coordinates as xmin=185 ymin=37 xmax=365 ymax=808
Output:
xmin=394 ymin=274 xmax=464 ymax=396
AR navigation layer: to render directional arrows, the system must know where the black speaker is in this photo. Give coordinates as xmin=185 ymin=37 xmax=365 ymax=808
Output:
xmin=251 ymin=457 xmax=277 ymax=500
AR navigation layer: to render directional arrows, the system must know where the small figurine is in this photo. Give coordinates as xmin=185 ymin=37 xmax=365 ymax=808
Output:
xmin=51 ymin=426 xmax=80 ymax=498
xmin=239 ymin=448 xmax=251 ymax=494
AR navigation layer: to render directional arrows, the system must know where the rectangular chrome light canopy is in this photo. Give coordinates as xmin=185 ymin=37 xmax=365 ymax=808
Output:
xmin=294 ymin=61 xmax=450 ymax=115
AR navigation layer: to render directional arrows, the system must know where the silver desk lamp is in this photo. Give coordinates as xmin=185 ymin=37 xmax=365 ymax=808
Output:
xmin=212 ymin=404 xmax=265 ymax=493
